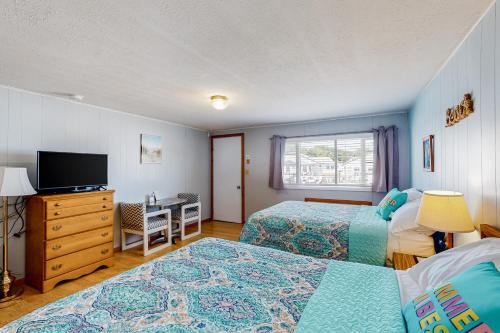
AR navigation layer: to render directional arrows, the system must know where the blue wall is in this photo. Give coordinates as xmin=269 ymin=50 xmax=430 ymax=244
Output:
xmin=409 ymin=2 xmax=500 ymax=235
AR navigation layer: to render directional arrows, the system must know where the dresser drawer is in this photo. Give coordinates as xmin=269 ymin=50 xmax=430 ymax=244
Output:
xmin=46 ymin=210 xmax=113 ymax=239
xmin=46 ymin=194 xmax=113 ymax=210
xmin=45 ymin=242 xmax=113 ymax=279
xmin=47 ymin=202 xmax=113 ymax=220
xmin=45 ymin=226 xmax=113 ymax=260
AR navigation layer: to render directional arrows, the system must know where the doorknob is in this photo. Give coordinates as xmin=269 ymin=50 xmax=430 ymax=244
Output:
xmin=236 ymin=186 xmax=241 ymax=189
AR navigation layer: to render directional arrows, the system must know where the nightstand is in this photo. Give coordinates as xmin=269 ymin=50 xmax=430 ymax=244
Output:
xmin=393 ymin=252 xmax=418 ymax=270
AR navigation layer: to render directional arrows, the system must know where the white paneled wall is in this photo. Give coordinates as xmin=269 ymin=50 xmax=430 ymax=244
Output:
xmin=409 ymin=3 xmax=500 ymax=242
xmin=0 ymin=85 xmax=210 ymax=278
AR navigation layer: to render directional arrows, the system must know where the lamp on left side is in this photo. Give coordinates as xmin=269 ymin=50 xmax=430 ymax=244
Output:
xmin=0 ymin=167 xmax=36 ymax=305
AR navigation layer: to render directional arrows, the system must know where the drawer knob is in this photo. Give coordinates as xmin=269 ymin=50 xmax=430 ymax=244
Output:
xmin=52 ymin=244 xmax=62 ymax=250
xmin=102 ymin=197 xmax=108 ymax=201
xmin=101 ymin=232 xmax=109 ymax=237
xmin=102 ymin=205 xmax=107 ymax=209
xmin=54 ymin=203 xmax=62 ymax=207
xmin=101 ymin=215 xmax=109 ymax=221
xmin=101 ymin=249 xmax=109 ymax=255
xmin=52 ymin=225 xmax=62 ymax=231
xmin=51 ymin=264 xmax=63 ymax=271
xmin=54 ymin=212 xmax=61 ymax=216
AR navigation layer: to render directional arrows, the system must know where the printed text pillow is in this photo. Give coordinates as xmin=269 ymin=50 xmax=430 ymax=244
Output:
xmin=377 ymin=188 xmax=407 ymax=220
xmin=403 ymin=261 xmax=500 ymax=333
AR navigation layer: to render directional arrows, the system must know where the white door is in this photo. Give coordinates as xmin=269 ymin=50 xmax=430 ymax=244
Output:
xmin=213 ymin=135 xmax=243 ymax=223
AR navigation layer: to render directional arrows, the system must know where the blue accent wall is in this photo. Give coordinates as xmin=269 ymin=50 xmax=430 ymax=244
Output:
xmin=409 ymin=2 xmax=500 ymax=234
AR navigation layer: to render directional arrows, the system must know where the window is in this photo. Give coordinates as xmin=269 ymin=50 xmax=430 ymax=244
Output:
xmin=283 ymin=133 xmax=373 ymax=188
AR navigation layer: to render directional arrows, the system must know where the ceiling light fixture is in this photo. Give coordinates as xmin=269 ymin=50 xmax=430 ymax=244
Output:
xmin=210 ymin=95 xmax=229 ymax=110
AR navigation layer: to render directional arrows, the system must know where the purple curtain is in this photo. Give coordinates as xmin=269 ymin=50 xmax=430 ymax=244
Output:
xmin=372 ymin=126 xmax=399 ymax=192
xmin=269 ymin=135 xmax=286 ymax=190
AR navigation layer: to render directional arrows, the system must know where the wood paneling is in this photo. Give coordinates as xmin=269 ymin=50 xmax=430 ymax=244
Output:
xmin=0 ymin=85 xmax=211 ymax=280
xmin=410 ymin=4 xmax=500 ymax=240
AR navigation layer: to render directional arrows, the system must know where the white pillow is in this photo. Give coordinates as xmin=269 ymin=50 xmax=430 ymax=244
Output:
xmin=407 ymin=237 xmax=500 ymax=292
xmin=388 ymin=199 xmax=434 ymax=236
xmin=402 ymin=188 xmax=422 ymax=202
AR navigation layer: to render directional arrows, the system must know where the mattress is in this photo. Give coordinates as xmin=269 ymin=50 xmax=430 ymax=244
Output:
xmin=240 ymin=201 xmax=388 ymax=266
xmin=1 ymin=238 xmax=404 ymax=333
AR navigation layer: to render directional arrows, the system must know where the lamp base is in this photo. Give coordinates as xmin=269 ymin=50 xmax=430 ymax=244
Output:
xmin=432 ymin=231 xmax=447 ymax=253
xmin=0 ymin=284 xmax=23 ymax=308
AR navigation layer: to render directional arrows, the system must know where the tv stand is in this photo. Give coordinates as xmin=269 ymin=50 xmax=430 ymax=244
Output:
xmin=26 ymin=190 xmax=115 ymax=292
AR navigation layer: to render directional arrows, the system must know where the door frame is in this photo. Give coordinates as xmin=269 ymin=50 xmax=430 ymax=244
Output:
xmin=210 ymin=133 xmax=245 ymax=223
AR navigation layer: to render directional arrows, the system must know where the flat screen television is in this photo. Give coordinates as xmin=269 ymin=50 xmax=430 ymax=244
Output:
xmin=37 ymin=151 xmax=108 ymax=192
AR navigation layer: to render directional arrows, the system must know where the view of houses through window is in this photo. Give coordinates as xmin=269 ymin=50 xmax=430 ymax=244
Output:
xmin=283 ymin=133 xmax=373 ymax=187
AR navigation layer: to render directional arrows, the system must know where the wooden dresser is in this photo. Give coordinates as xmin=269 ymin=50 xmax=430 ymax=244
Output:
xmin=26 ymin=190 xmax=115 ymax=292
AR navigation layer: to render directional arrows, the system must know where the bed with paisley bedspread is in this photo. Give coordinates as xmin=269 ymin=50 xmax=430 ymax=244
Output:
xmin=240 ymin=200 xmax=388 ymax=266
xmin=2 ymin=238 xmax=404 ymax=333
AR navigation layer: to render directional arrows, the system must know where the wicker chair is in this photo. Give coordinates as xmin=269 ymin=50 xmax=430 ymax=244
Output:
xmin=120 ymin=203 xmax=171 ymax=256
xmin=172 ymin=193 xmax=201 ymax=240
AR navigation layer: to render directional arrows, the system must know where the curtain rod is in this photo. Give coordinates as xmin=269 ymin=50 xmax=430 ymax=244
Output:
xmin=269 ymin=125 xmax=397 ymax=140
xmin=269 ymin=129 xmax=373 ymax=140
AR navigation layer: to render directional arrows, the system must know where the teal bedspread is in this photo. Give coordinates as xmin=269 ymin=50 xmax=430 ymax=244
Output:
xmin=240 ymin=201 xmax=388 ymax=265
xmin=296 ymin=260 xmax=405 ymax=333
xmin=1 ymin=238 xmax=404 ymax=332
xmin=2 ymin=238 xmax=329 ymax=333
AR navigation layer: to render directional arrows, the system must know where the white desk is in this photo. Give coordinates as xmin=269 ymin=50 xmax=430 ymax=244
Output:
xmin=146 ymin=197 xmax=188 ymax=244
xmin=146 ymin=197 xmax=187 ymax=209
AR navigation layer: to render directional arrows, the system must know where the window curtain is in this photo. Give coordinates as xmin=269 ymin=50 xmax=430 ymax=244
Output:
xmin=372 ymin=126 xmax=399 ymax=192
xmin=269 ymin=135 xmax=287 ymax=190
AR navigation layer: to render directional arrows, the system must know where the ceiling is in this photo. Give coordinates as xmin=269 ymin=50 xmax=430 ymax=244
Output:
xmin=0 ymin=0 xmax=493 ymax=130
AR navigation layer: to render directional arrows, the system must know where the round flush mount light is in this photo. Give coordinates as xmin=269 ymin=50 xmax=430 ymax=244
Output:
xmin=210 ymin=95 xmax=229 ymax=110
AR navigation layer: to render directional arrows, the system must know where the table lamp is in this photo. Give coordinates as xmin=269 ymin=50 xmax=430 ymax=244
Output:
xmin=0 ymin=167 xmax=36 ymax=305
xmin=416 ymin=190 xmax=475 ymax=253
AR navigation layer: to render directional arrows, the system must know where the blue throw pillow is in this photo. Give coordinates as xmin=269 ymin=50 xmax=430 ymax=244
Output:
xmin=403 ymin=262 xmax=500 ymax=333
xmin=377 ymin=188 xmax=407 ymax=220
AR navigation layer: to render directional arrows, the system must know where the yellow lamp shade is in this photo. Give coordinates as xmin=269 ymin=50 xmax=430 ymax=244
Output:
xmin=415 ymin=190 xmax=474 ymax=233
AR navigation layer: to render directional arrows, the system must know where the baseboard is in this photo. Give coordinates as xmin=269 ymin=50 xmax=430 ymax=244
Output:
xmin=13 ymin=278 xmax=25 ymax=286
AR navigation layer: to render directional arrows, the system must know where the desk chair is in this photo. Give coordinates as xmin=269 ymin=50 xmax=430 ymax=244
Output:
xmin=172 ymin=193 xmax=201 ymax=240
xmin=120 ymin=203 xmax=172 ymax=256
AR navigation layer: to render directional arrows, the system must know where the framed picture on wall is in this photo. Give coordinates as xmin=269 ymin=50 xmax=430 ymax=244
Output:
xmin=423 ymin=135 xmax=434 ymax=172
xmin=141 ymin=134 xmax=162 ymax=164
